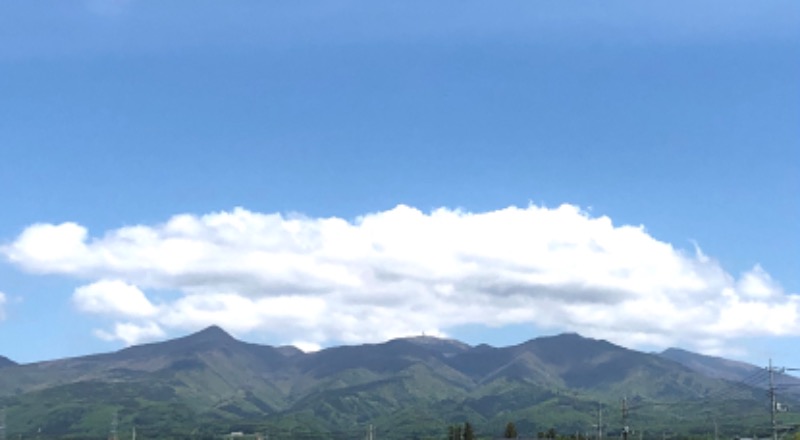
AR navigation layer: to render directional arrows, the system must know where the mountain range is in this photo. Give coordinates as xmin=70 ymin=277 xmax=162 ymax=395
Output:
xmin=0 ymin=327 xmax=797 ymax=439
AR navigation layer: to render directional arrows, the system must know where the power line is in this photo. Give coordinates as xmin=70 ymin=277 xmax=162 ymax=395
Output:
xmin=767 ymin=359 xmax=800 ymax=440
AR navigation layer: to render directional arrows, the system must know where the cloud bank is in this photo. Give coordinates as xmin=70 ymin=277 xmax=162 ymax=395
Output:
xmin=3 ymin=204 xmax=798 ymax=354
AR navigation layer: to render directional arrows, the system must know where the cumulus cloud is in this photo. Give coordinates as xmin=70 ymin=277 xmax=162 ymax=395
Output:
xmin=73 ymin=280 xmax=159 ymax=318
xmin=95 ymin=322 xmax=165 ymax=345
xmin=7 ymin=222 xmax=93 ymax=274
xmin=3 ymin=204 xmax=798 ymax=353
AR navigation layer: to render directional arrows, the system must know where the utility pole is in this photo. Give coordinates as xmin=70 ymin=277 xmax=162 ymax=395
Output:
xmin=767 ymin=358 xmax=778 ymax=440
xmin=766 ymin=359 xmax=799 ymax=440
xmin=621 ymin=397 xmax=629 ymax=440
xmin=595 ymin=404 xmax=603 ymax=440
xmin=770 ymin=359 xmax=778 ymax=440
xmin=109 ymin=410 xmax=118 ymax=440
xmin=713 ymin=416 xmax=718 ymax=440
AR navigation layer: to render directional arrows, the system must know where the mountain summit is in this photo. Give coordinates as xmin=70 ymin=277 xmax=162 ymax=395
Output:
xmin=0 ymin=355 xmax=16 ymax=367
xmin=181 ymin=324 xmax=237 ymax=343
xmin=197 ymin=324 xmax=231 ymax=335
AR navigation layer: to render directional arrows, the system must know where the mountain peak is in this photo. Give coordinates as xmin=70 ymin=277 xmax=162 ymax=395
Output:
xmin=188 ymin=325 xmax=236 ymax=342
xmin=113 ymin=325 xmax=241 ymax=360
xmin=403 ymin=334 xmax=465 ymax=344
xmin=534 ymin=332 xmax=620 ymax=348
xmin=395 ymin=335 xmax=471 ymax=353
xmin=0 ymin=355 xmax=16 ymax=367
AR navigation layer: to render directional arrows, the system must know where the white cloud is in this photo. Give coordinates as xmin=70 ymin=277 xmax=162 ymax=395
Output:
xmin=0 ymin=291 xmax=6 ymax=320
xmin=736 ymin=265 xmax=781 ymax=299
xmin=73 ymin=279 xmax=159 ymax=318
xmin=5 ymin=222 xmax=93 ymax=274
xmin=3 ymin=204 xmax=798 ymax=352
xmin=292 ymin=341 xmax=322 ymax=353
xmin=95 ymin=322 xmax=165 ymax=345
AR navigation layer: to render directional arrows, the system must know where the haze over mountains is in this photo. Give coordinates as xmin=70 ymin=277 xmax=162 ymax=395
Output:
xmin=0 ymin=327 xmax=797 ymax=439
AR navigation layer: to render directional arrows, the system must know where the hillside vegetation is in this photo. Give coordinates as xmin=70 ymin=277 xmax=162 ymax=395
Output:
xmin=1 ymin=327 xmax=796 ymax=439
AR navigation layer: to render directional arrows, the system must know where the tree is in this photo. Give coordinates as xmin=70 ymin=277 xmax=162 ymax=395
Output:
xmin=464 ymin=422 xmax=475 ymax=440
xmin=504 ymin=422 xmax=518 ymax=439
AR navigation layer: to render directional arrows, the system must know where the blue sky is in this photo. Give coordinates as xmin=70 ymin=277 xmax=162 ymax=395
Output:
xmin=0 ymin=1 xmax=798 ymax=368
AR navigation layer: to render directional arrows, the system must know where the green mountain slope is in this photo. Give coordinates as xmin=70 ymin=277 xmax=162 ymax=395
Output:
xmin=0 ymin=328 xmax=792 ymax=439
xmin=659 ymin=348 xmax=761 ymax=382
